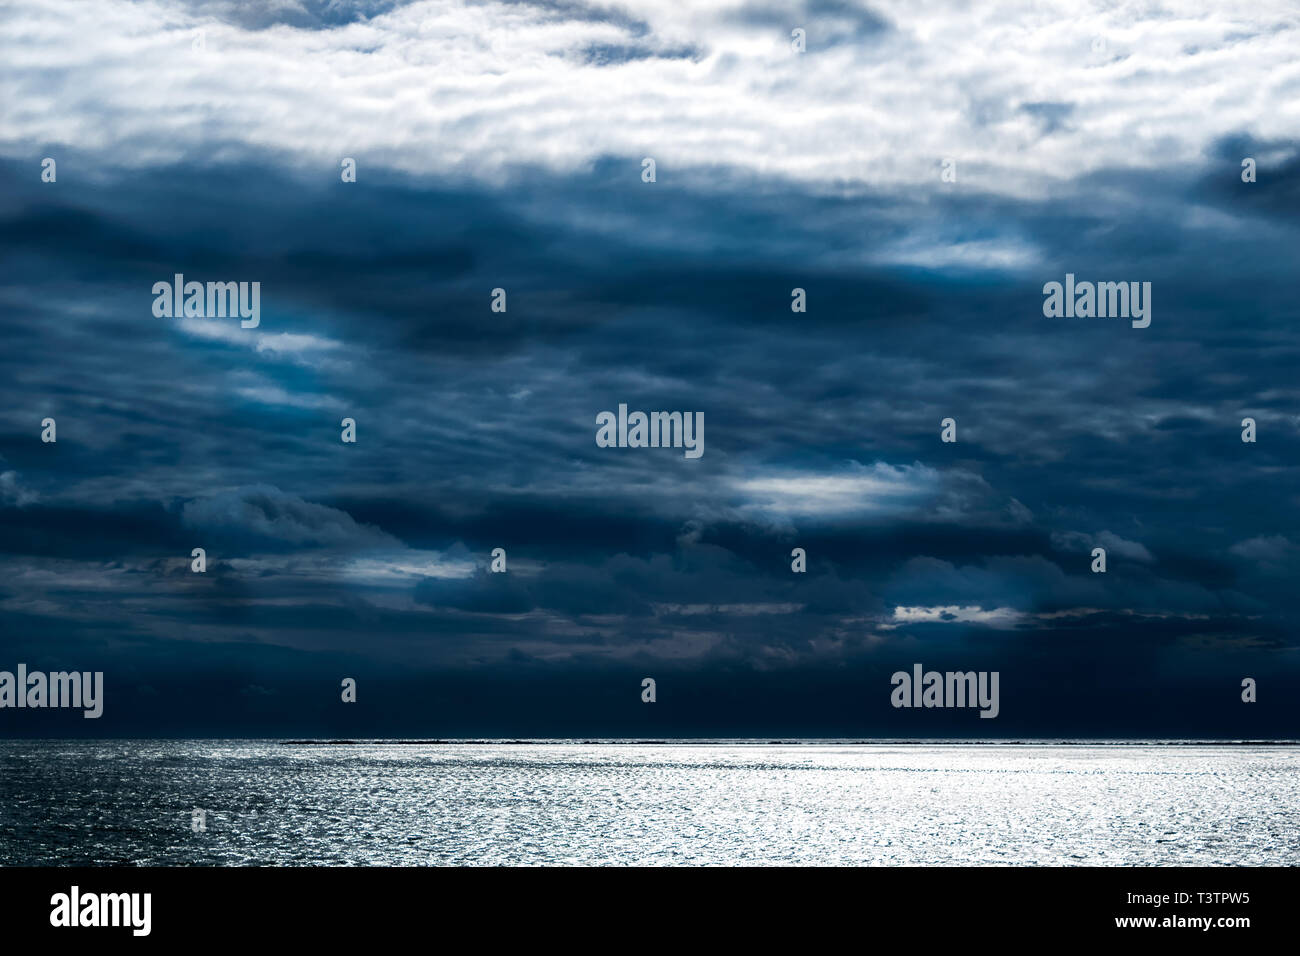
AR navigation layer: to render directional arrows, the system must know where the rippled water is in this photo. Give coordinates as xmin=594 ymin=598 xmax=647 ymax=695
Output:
xmin=1 ymin=741 xmax=1296 ymax=865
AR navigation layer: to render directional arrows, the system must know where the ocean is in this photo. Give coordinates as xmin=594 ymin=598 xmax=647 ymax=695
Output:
xmin=2 ymin=741 xmax=1296 ymax=866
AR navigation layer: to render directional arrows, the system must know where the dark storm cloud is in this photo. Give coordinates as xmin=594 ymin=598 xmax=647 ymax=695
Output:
xmin=181 ymin=484 xmax=400 ymax=552
xmin=2 ymin=122 xmax=1299 ymax=735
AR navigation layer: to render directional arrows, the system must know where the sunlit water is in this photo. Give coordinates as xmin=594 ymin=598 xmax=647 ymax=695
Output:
xmin=1 ymin=741 xmax=1296 ymax=865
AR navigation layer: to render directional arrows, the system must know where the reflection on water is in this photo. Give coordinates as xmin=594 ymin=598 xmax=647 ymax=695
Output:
xmin=1 ymin=741 xmax=1296 ymax=865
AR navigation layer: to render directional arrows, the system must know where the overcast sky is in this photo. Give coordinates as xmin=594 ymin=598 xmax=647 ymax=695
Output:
xmin=1 ymin=0 xmax=1298 ymax=736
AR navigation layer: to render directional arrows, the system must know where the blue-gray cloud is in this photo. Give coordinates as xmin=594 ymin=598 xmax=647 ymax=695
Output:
xmin=0 ymin=1 xmax=1297 ymax=736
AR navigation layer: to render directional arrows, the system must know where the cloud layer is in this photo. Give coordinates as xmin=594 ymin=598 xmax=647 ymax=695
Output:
xmin=5 ymin=0 xmax=1298 ymax=203
xmin=0 ymin=0 xmax=1298 ymax=735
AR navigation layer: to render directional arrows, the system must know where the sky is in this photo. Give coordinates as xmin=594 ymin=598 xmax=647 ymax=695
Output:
xmin=1 ymin=0 xmax=1298 ymax=737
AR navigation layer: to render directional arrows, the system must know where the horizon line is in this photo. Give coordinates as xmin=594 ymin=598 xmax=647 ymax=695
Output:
xmin=3 ymin=737 xmax=1297 ymax=746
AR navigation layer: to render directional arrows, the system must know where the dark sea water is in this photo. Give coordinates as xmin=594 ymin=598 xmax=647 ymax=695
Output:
xmin=2 ymin=740 xmax=1297 ymax=865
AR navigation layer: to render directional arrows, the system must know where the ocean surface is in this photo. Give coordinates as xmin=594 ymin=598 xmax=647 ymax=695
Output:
xmin=1 ymin=740 xmax=1296 ymax=866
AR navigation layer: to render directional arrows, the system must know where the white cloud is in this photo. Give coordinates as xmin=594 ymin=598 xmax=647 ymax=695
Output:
xmin=343 ymin=553 xmax=478 ymax=584
xmin=2 ymin=0 xmax=1296 ymax=206
xmin=891 ymin=604 xmax=1023 ymax=628
xmin=177 ymin=318 xmax=349 ymax=369
xmin=230 ymin=372 xmax=346 ymax=410
xmin=735 ymin=461 xmax=938 ymax=516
